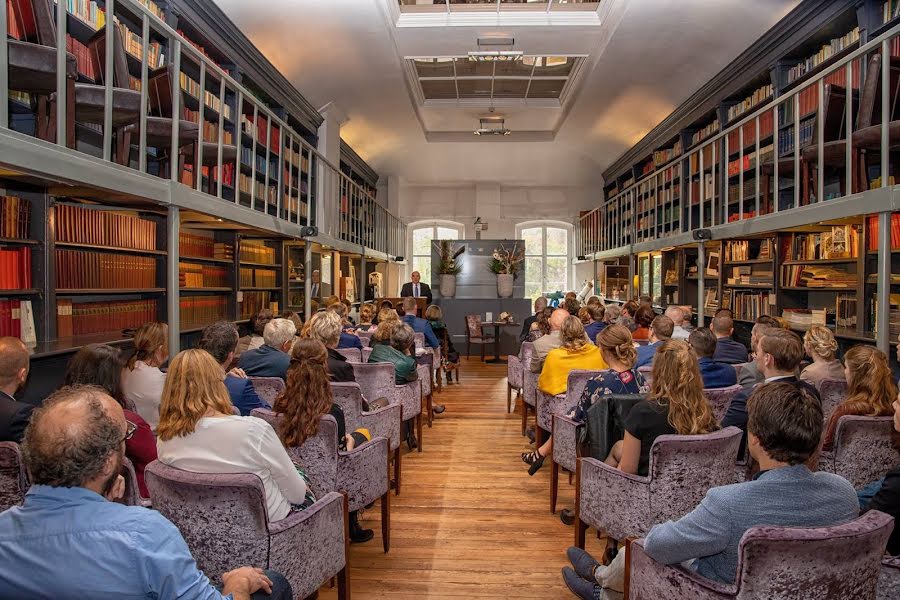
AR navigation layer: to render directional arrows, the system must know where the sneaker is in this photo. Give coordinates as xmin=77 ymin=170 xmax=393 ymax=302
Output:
xmin=567 ymin=546 xmax=600 ymax=582
xmin=432 ymin=404 xmax=445 ymax=414
xmin=561 ymin=566 xmax=601 ymax=600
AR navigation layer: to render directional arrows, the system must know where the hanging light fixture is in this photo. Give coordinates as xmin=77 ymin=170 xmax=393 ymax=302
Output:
xmin=474 ymin=115 xmax=511 ymax=136
xmin=468 ymin=36 xmax=523 ymax=62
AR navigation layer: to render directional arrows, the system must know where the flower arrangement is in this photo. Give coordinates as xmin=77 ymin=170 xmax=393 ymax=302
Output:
xmin=489 ymin=242 xmax=525 ymax=277
xmin=434 ymin=240 xmax=465 ymax=275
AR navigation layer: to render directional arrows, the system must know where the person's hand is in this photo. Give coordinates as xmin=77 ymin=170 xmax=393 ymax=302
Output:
xmin=228 ymin=367 xmax=248 ymax=379
xmin=222 ymin=567 xmax=272 ymax=596
xmin=106 ymin=474 xmax=125 ymax=501
xmin=345 ymin=434 xmax=356 ymax=451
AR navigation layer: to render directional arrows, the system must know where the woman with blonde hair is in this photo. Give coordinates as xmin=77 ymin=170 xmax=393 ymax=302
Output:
xmin=156 ymin=349 xmax=310 ymax=521
xmin=799 ymin=325 xmax=845 ymax=389
xmin=538 ymin=316 xmax=606 ymax=396
xmin=372 ymin=307 xmax=400 ymax=344
xmin=302 ymin=310 xmax=355 ymax=382
xmin=121 ymin=321 xmax=168 ymax=432
xmin=821 ymin=345 xmax=897 ymax=450
xmin=357 ymin=303 xmax=377 ymax=331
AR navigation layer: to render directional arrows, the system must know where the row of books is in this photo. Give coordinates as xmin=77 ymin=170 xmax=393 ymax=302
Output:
xmin=781 ymin=308 xmax=828 ymax=328
xmin=285 ymin=149 xmax=311 ymax=173
xmin=777 ymin=87 xmax=820 ymax=126
xmin=59 ymin=0 xmax=106 ymax=30
xmin=865 ymin=214 xmax=900 ymax=251
xmin=726 ymin=265 xmax=773 ymax=285
xmin=182 ymin=109 xmax=234 ymax=144
xmin=56 ymin=249 xmax=157 ymax=289
xmin=203 ymin=164 xmax=236 ymax=189
xmin=239 ymin=267 xmax=277 ymax=289
xmin=869 ymin=294 xmax=900 ymax=337
xmin=724 ymin=239 xmax=772 ymax=262
xmin=0 ymin=248 xmax=32 ymax=290
xmin=56 ymin=204 xmax=157 ymax=251
xmin=240 ymin=114 xmax=281 ymax=150
xmin=116 ymin=21 xmax=164 ymax=68
xmin=135 ymin=0 xmax=164 ymax=20
xmin=179 ymin=232 xmax=233 ymax=260
xmin=836 ymin=294 xmax=858 ymax=329
xmin=727 ymin=83 xmax=774 ymax=123
xmin=179 ymin=263 xmax=229 ymax=288
xmin=56 ymin=298 xmax=156 ymax=337
xmin=781 ymin=264 xmax=857 ymax=288
xmin=284 ymin=196 xmax=310 ymax=220
xmin=0 ymin=195 xmax=30 ymax=239
xmin=653 ymin=140 xmax=683 ymax=167
xmin=727 ymin=178 xmax=759 ymax=203
xmin=731 ymin=290 xmax=775 ymax=321
xmin=787 ymin=26 xmax=859 ymax=85
xmin=180 ymin=296 xmax=228 ymax=328
xmin=240 ymin=241 xmax=277 ymax=265
xmin=179 ymin=74 xmax=233 ymax=121
xmin=726 ymin=144 xmax=774 ymax=177
xmin=689 ymin=173 xmax=716 ymax=205
xmin=777 ymin=117 xmax=815 ymax=158
xmin=783 ymin=228 xmax=858 ymax=261
xmin=239 ymin=291 xmax=277 ymax=320
xmin=176 ymin=29 xmax=225 ymax=70
xmin=690 ymin=119 xmax=720 ymax=147
xmin=688 ymin=144 xmax=715 ymax=175
xmin=240 ymin=148 xmax=278 ymax=176
xmin=0 ymin=299 xmax=36 ymax=344
xmin=726 ymin=113 xmax=776 ymax=157
xmin=238 ymin=174 xmax=277 ymax=203
xmin=66 ymin=34 xmax=96 ymax=80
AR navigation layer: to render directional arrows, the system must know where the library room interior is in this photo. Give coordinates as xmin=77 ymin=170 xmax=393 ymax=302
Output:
xmin=4 ymin=0 xmax=900 ymax=598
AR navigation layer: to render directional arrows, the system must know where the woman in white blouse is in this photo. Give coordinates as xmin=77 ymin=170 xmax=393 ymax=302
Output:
xmin=156 ymin=348 xmax=308 ymax=521
xmin=121 ymin=322 xmax=168 ymax=432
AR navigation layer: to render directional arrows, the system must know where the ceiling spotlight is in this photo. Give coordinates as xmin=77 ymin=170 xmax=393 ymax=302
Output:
xmin=474 ymin=116 xmax=511 ymax=136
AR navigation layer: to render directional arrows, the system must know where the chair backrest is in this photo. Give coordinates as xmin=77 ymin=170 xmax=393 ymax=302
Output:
xmin=357 ymin=330 xmax=373 ymax=347
xmin=566 ymin=369 xmax=608 ymax=406
xmin=361 ymin=346 xmax=373 ymax=362
xmin=349 ymin=362 xmax=395 ymax=402
xmin=648 ymin=427 xmax=743 ymax=523
xmin=832 ymin=416 xmax=899 ymax=488
xmin=144 ymin=461 xmax=271 ymax=585
xmin=734 ymin=510 xmax=893 ymax=599
xmin=879 ymin=556 xmax=900 ymax=600
xmin=329 ymin=381 xmax=365 ymax=430
xmin=520 ymin=341 xmax=534 ymax=368
xmin=335 ymin=348 xmax=361 ymax=363
xmin=732 ymin=362 xmax=744 ymax=380
xmin=637 ymin=365 xmax=653 ymax=386
xmin=0 ymin=442 xmax=28 ymax=512
xmin=86 ymin=19 xmax=130 ymax=88
xmin=818 ymin=378 xmax=848 ymax=421
xmin=465 ymin=314 xmax=483 ymax=340
xmin=413 ymin=332 xmax=425 ymax=350
xmin=116 ymin=455 xmax=144 ymax=507
xmin=29 ymin=0 xmax=56 ymax=47
xmin=703 ymin=384 xmax=742 ymax=423
xmin=249 ymin=376 xmax=285 ymax=405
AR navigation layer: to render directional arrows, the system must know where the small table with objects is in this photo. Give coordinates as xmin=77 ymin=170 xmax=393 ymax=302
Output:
xmin=485 ymin=321 xmax=520 ymax=364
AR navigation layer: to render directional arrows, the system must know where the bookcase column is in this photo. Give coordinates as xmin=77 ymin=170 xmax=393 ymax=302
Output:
xmin=167 ymin=205 xmax=181 ymax=358
xmin=876 ymin=211 xmax=891 ymax=353
xmin=697 ymin=242 xmax=706 ymax=327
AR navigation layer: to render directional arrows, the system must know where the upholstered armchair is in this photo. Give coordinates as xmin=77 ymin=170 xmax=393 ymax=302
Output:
xmin=507 ymin=343 xmax=532 ymax=414
xmin=145 ymin=461 xmax=348 ymax=600
xmin=519 ymin=342 xmax=536 ymax=435
xmin=818 ymin=378 xmax=849 ymax=420
xmin=464 ymin=314 xmax=494 ymax=361
xmin=252 ymin=409 xmax=391 ymax=553
xmin=879 ymin=555 xmax=900 ymax=600
xmin=350 ymin=361 xmax=423 ymax=451
xmin=818 ymin=416 xmax=899 ymax=487
xmin=417 ymin=362 xmax=434 ymax=427
xmin=362 ymin=346 xmax=373 ymax=362
xmin=0 ymin=442 xmax=28 ymax=512
xmin=626 ymin=510 xmax=894 ymax=600
xmin=249 ymin=376 xmax=285 ymax=406
xmin=357 ymin=331 xmax=373 ymax=347
xmin=336 ymin=348 xmax=362 ymax=362
xmin=637 ymin=366 xmax=654 ymax=386
xmin=576 ymin=427 xmax=743 ymax=547
xmin=118 ymin=456 xmax=150 ymax=508
xmin=703 ymin=384 xmax=742 ymax=423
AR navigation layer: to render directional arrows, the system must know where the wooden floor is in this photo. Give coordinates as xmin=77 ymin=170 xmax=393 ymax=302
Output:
xmin=319 ymin=357 xmax=606 ymax=599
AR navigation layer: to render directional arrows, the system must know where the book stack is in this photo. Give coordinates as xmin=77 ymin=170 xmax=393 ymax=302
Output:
xmin=240 ymin=267 xmax=277 ymax=288
xmin=240 ymin=291 xmax=277 ymax=319
xmin=240 ymin=241 xmax=276 ymax=264
xmin=1 ymin=195 xmax=30 ymax=239
xmin=727 ymin=83 xmax=774 ymax=122
xmin=787 ymin=26 xmax=859 ymax=84
xmin=733 ymin=291 xmax=774 ymax=321
xmin=57 ymin=298 xmax=157 ymax=337
xmin=180 ymin=233 xmax=233 ymax=260
xmin=179 ymin=263 xmax=228 ymax=288
xmin=56 ymin=204 xmax=157 ymax=250
xmin=180 ymin=295 xmax=228 ymax=327
xmin=781 ymin=308 xmax=828 ymax=328
xmin=865 ymin=214 xmax=900 ymax=251
xmin=56 ymin=249 xmax=157 ymax=289
xmin=66 ymin=35 xmax=96 ymax=80
xmin=0 ymin=247 xmax=31 ymax=290
xmin=782 ymin=264 xmax=857 ymax=288
xmin=727 ymin=266 xmax=773 ymax=285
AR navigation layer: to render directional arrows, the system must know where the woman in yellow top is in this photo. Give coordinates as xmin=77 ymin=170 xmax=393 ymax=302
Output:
xmin=538 ymin=315 xmax=607 ymax=396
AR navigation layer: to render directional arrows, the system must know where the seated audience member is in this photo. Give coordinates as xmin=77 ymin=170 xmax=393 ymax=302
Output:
xmin=621 ymin=301 xmax=639 ymax=320
xmin=722 ymin=329 xmax=817 ymax=454
xmin=64 ymin=344 xmax=156 ymax=499
xmin=329 ymin=304 xmax=363 ymax=350
xmin=237 ymin=318 xmax=297 ymax=380
xmin=586 ymin=296 xmax=602 ymax=308
xmin=688 ymin=328 xmax=738 ymax=389
xmin=530 ymin=308 xmax=569 ymax=373
xmin=865 ymin=390 xmax=900 ymax=555
xmin=157 ymin=350 xmax=309 ymax=522
xmin=565 ymin=382 xmax=858 ymax=599
xmin=121 ymin=321 xmax=168 ymax=432
xmin=369 ymin=324 xmax=420 ymax=449
xmin=341 ymin=298 xmax=356 ymax=326
xmin=426 ymin=305 xmax=460 ymax=374
xmin=371 ymin=309 xmax=400 ymax=345
xmin=357 ymin=303 xmax=377 ymax=332
xmin=638 ymin=295 xmax=653 ymax=306
xmin=538 ymin=316 xmax=606 ymax=396
xmin=526 ymin=307 xmax=554 ymax=343
xmin=821 ymin=345 xmax=896 ymax=451
xmin=738 ymin=321 xmax=776 ymax=387
xmin=524 ymin=324 xmax=648 ymax=474
xmin=564 ymin=291 xmax=578 ymax=301
xmin=0 ymin=337 xmax=32 ymax=443
xmin=710 ymin=314 xmax=749 ymax=364
xmin=563 ymin=298 xmax=581 ymax=317
xmin=199 ymin=321 xmax=269 ymax=416
xmin=0 ymin=385 xmax=291 ymax=600
xmin=303 ymin=311 xmax=355 ymax=382
xmin=583 ymin=305 xmax=606 ymax=343
xmin=520 ymin=296 xmax=549 ymax=342
xmin=235 ymin=308 xmax=274 ymax=358
xmin=635 ymin=315 xmax=674 ymax=369
xmin=603 ymin=304 xmax=622 ymax=324
xmin=631 ymin=304 xmax=656 ymax=341
xmin=323 ymin=295 xmax=340 ymax=310
xmin=400 ymin=297 xmax=439 ymax=349
xmin=280 ymin=310 xmax=303 ymax=335
xmin=799 ymin=325 xmax=845 ymax=389
xmin=665 ymin=306 xmax=691 ymax=340
xmin=275 ymin=338 xmax=373 ymax=543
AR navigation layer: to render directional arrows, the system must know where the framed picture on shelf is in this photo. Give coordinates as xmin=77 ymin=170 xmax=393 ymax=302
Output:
xmin=706 ymin=251 xmax=720 ymax=276
xmin=704 ymin=288 xmax=718 ymax=310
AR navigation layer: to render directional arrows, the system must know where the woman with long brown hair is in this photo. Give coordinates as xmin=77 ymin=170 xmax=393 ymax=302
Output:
xmin=525 ymin=307 xmax=553 ymax=343
xmin=120 ymin=321 xmax=168 ymax=432
xmin=156 ymin=349 xmax=309 ymax=522
xmin=822 ymin=344 xmax=896 ymax=450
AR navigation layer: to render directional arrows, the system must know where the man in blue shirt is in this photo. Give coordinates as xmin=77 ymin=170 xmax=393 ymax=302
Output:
xmin=711 ymin=314 xmax=749 ymax=364
xmin=199 ymin=321 xmax=270 ymax=416
xmin=634 ymin=315 xmax=673 ymax=369
xmin=0 ymin=385 xmax=291 ymax=599
xmin=582 ymin=305 xmax=606 ymax=344
xmin=688 ymin=327 xmax=738 ymax=388
xmin=400 ymin=296 xmax=439 ymax=348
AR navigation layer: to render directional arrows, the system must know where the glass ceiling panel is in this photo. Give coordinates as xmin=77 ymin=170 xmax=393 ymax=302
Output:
xmin=492 ymin=79 xmax=530 ymax=98
xmin=453 ymin=58 xmax=495 ymax=78
xmin=414 ymin=58 xmax=456 ymax=78
xmin=456 ymin=79 xmax=494 ymax=99
xmin=527 ymin=78 xmax=565 ymax=99
xmin=532 ymin=56 xmax=575 ymax=77
xmin=421 ymin=79 xmax=458 ymax=99
xmin=399 ymin=0 xmax=599 ymax=10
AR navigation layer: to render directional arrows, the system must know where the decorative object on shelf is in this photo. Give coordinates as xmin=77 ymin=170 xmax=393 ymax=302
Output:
xmin=498 ymin=311 xmax=514 ymax=324
xmin=490 ymin=242 xmax=524 ymax=298
xmin=435 ymin=240 xmax=465 ymax=298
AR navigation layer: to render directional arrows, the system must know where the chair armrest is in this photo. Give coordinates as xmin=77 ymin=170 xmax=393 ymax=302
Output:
xmin=507 ymin=355 xmax=523 ymax=389
xmin=394 ymin=381 xmax=421 ymax=420
xmin=552 ymin=414 xmax=580 ymax=472
xmin=360 ymin=403 xmax=402 ymax=452
xmin=523 ymin=371 xmax=539 ymax=407
xmin=417 ymin=364 xmax=431 ymax=396
xmin=268 ymin=491 xmax=346 ymax=600
xmin=338 ymin=436 xmax=390 ymax=512
xmin=579 ymin=457 xmax=651 ymax=540
xmin=628 ymin=539 xmax=736 ymax=599
xmin=536 ymin=390 xmax=569 ymax=432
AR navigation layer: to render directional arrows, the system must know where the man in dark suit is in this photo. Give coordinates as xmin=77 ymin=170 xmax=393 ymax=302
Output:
xmin=310 ymin=269 xmax=331 ymax=300
xmin=198 ymin=321 xmax=269 ymax=416
xmin=400 ymin=271 xmax=432 ymax=305
xmin=688 ymin=327 xmax=738 ymax=389
xmin=0 ymin=336 xmax=33 ymax=443
xmin=711 ymin=314 xmax=749 ymax=364
xmin=520 ymin=296 xmax=548 ymax=342
xmin=237 ymin=318 xmax=296 ymax=380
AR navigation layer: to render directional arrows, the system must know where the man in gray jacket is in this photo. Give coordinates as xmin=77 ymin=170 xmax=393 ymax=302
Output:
xmin=529 ymin=309 xmax=568 ymax=373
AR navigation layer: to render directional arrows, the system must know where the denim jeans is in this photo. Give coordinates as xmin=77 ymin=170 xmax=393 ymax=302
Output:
xmin=857 ymin=478 xmax=885 ymax=510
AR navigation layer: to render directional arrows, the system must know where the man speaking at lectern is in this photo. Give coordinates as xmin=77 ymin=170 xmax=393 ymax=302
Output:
xmin=400 ymin=271 xmax=433 ymax=306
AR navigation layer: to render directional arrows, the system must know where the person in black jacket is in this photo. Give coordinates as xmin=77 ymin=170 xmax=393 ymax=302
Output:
xmin=711 ymin=314 xmax=749 ymax=364
xmin=303 ymin=311 xmax=355 ymax=382
xmin=520 ymin=296 xmax=549 ymax=342
xmin=400 ymin=271 xmax=432 ymax=305
xmin=0 ymin=337 xmax=33 ymax=443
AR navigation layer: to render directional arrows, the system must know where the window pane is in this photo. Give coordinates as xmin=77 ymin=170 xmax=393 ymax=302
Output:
xmin=546 ymin=257 xmax=567 ymax=293
xmin=522 ymin=227 xmax=543 ymax=255
xmin=412 ymin=256 xmax=432 ymax=286
xmin=525 ymin=256 xmax=543 ymax=301
xmin=436 ymin=227 xmax=459 ymax=240
xmin=413 ymin=227 xmax=433 ymax=256
xmin=546 ymin=227 xmax=567 ymax=256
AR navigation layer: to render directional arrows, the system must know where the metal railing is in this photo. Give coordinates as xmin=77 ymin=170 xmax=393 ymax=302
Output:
xmin=0 ymin=0 xmax=404 ymax=257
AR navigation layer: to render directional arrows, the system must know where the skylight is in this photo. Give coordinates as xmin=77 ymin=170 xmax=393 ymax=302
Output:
xmin=398 ymin=0 xmax=601 ymax=12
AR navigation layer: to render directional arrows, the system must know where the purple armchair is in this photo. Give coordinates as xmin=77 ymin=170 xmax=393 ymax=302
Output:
xmin=117 ymin=455 xmax=150 ymax=508
xmin=703 ymin=384 xmax=742 ymax=423
xmin=575 ymin=427 xmax=743 ymax=547
xmin=879 ymin=555 xmax=900 ymax=600
xmin=627 ymin=510 xmax=894 ymax=600
xmin=818 ymin=378 xmax=849 ymax=421
xmin=519 ymin=342 xmax=536 ymax=435
xmin=507 ymin=342 xmax=532 ymax=414
xmin=0 ymin=442 xmax=28 ymax=512
xmin=253 ymin=409 xmax=391 ymax=553
xmin=417 ymin=362 xmax=435 ymax=427
xmin=145 ymin=461 xmax=348 ymax=599
xmin=361 ymin=347 xmax=373 ymax=362
xmin=357 ymin=331 xmax=373 ymax=346
xmin=818 ymin=416 xmax=899 ymax=487
xmin=336 ymin=348 xmax=362 ymax=363
xmin=249 ymin=376 xmax=286 ymax=406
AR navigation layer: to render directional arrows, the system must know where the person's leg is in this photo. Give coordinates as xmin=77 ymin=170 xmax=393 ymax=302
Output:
xmin=250 ymin=570 xmax=293 ymax=600
xmin=857 ymin=478 xmax=885 ymax=510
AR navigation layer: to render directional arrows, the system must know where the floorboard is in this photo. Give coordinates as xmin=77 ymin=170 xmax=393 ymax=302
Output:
xmin=318 ymin=357 xmax=607 ymax=599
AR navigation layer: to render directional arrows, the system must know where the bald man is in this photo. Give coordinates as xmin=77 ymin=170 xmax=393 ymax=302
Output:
xmin=0 ymin=336 xmax=32 ymax=442
xmin=530 ymin=308 xmax=570 ymax=373
xmin=0 ymin=385 xmax=292 ymax=599
xmin=665 ymin=306 xmax=691 ymax=340
xmin=400 ymin=271 xmax=432 ymax=305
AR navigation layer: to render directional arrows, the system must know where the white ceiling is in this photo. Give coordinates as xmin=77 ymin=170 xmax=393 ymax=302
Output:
xmin=213 ymin=0 xmax=800 ymax=188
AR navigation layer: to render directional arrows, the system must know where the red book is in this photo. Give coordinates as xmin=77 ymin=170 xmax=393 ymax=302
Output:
xmin=0 ymin=299 xmax=9 ymax=337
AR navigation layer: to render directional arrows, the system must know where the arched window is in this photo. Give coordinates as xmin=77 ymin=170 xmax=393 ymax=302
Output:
xmin=516 ymin=221 xmax=572 ymax=301
xmin=409 ymin=221 xmax=465 ymax=285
